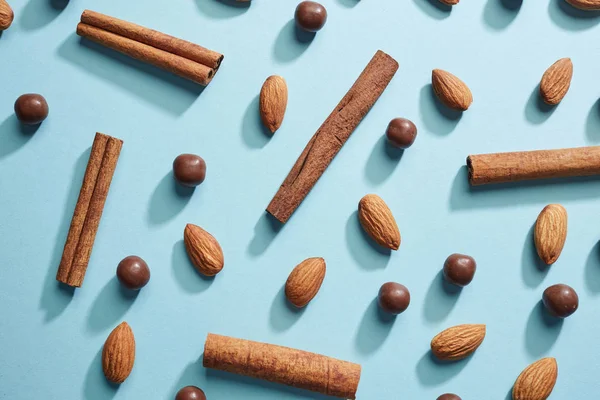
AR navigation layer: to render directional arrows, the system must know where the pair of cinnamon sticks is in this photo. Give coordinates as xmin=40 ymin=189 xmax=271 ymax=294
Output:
xmin=76 ymin=10 xmax=223 ymax=86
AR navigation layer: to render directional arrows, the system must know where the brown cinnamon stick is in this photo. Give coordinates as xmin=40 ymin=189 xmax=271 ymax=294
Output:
xmin=56 ymin=133 xmax=123 ymax=287
xmin=81 ymin=10 xmax=223 ymax=70
xmin=203 ymin=333 xmax=361 ymax=399
xmin=467 ymin=146 xmax=600 ymax=186
xmin=267 ymin=50 xmax=398 ymax=223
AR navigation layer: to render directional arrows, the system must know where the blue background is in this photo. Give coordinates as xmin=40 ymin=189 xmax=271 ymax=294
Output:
xmin=1 ymin=0 xmax=600 ymax=398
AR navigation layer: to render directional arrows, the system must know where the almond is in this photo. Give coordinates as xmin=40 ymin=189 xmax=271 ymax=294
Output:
xmin=285 ymin=257 xmax=326 ymax=307
xmin=184 ymin=223 xmax=224 ymax=276
xmin=512 ymin=358 xmax=558 ymax=400
xmin=0 ymin=0 xmax=13 ymax=31
xmin=565 ymin=0 xmax=600 ymax=9
xmin=432 ymin=69 xmax=473 ymax=111
xmin=534 ymin=204 xmax=567 ymax=265
xmin=102 ymin=322 xmax=135 ymax=384
xmin=358 ymin=194 xmax=400 ymax=250
xmin=440 ymin=0 xmax=459 ymax=4
xmin=260 ymin=75 xmax=288 ymax=134
xmin=540 ymin=58 xmax=573 ymax=105
xmin=430 ymin=324 xmax=486 ymax=361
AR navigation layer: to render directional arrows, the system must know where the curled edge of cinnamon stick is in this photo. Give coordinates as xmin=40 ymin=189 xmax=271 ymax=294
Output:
xmin=203 ymin=333 xmax=361 ymax=399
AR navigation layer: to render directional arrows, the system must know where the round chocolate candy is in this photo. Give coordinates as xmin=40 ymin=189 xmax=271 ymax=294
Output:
xmin=295 ymin=1 xmax=327 ymax=32
xmin=378 ymin=282 xmax=410 ymax=315
xmin=443 ymin=253 xmax=476 ymax=287
xmin=14 ymin=93 xmax=49 ymax=125
xmin=542 ymin=284 xmax=578 ymax=318
xmin=437 ymin=395 xmax=461 ymax=400
xmin=173 ymin=154 xmax=206 ymax=187
xmin=386 ymin=118 xmax=417 ymax=149
xmin=175 ymin=386 xmax=206 ymax=400
xmin=117 ymin=256 xmax=150 ymax=290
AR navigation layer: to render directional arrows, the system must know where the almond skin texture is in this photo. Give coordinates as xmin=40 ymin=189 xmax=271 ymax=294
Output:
xmin=285 ymin=257 xmax=326 ymax=307
xmin=358 ymin=194 xmax=400 ymax=250
xmin=260 ymin=75 xmax=288 ymax=134
xmin=534 ymin=204 xmax=567 ymax=265
xmin=512 ymin=358 xmax=558 ymax=400
xmin=184 ymin=223 xmax=224 ymax=276
xmin=540 ymin=58 xmax=573 ymax=105
xmin=0 ymin=0 xmax=14 ymax=30
xmin=566 ymin=0 xmax=600 ymax=9
xmin=102 ymin=322 xmax=135 ymax=384
xmin=432 ymin=69 xmax=473 ymax=111
xmin=431 ymin=324 xmax=486 ymax=361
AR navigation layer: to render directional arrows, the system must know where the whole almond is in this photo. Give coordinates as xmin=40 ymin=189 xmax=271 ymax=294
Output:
xmin=358 ymin=194 xmax=400 ymax=250
xmin=0 ymin=0 xmax=13 ymax=31
xmin=540 ymin=58 xmax=573 ymax=105
xmin=534 ymin=204 xmax=567 ymax=265
xmin=440 ymin=0 xmax=459 ymax=4
xmin=184 ymin=223 xmax=224 ymax=276
xmin=430 ymin=324 xmax=486 ymax=361
xmin=102 ymin=322 xmax=135 ymax=384
xmin=260 ymin=75 xmax=288 ymax=134
xmin=566 ymin=0 xmax=600 ymax=9
xmin=432 ymin=69 xmax=473 ymax=111
xmin=285 ymin=257 xmax=326 ymax=307
xmin=512 ymin=358 xmax=558 ymax=400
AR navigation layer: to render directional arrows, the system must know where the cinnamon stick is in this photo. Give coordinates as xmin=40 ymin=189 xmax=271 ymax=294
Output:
xmin=203 ymin=333 xmax=361 ymax=399
xmin=267 ymin=50 xmax=398 ymax=223
xmin=467 ymin=146 xmax=600 ymax=186
xmin=56 ymin=133 xmax=123 ymax=287
xmin=81 ymin=10 xmax=223 ymax=70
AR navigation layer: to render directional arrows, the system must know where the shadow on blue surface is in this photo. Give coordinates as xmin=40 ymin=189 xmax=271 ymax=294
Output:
xmin=57 ymin=34 xmax=204 ymax=116
xmin=19 ymin=0 xmax=68 ymax=31
xmin=585 ymin=98 xmax=600 ymax=142
xmin=482 ymin=0 xmax=522 ymax=31
xmin=419 ymin=85 xmax=462 ymax=136
xmin=170 ymin=356 xmax=204 ymax=398
xmin=412 ymin=0 xmax=452 ymax=19
xmin=0 ymin=115 xmax=39 ymax=159
xmin=345 ymin=211 xmax=391 ymax=270
xmin=415 ymin=350 xmax=472 ymax=386
xmin=364 ymin=136 xmax=404 ymax=185
xmin=147 ymin=172 xmax=194 ymax=225
xmin=524 ymin=301 xmax=563 ymax=357
xmin=241 ymin=95 xmax=272 ymax=149
xmin=273 ymin=20 xmax=315 ymax=63
xmin=247 ymin=213 xmax=283 ymax=257
xmin=422 ymin=271 xmax=461 ymax=323
xmin=521 ymin=223 xmax=549 ymax=288
xmin=337 ymin=0 xmax=359 ymax=8
xmin=87 ymin=277 xmax=138 ymax=333
xmin=172 ymin=239 xmax=215 ymax=293
xmin=194 ymin=0 xmax=250 ymax=19
xmin=354 ymin=298 xmax=395 ymax=355
xmin=269 ymin=285 xmax=305 ymax=332
xmin=83 ymin=348 xmax=119 ymax=400
xmin=548 ymin=0 xmax=600 ymax=31
xmin=524 ymin=84 xmax=556 ymax=125
xmin=584 ymin=241 xmax=600 ymax=294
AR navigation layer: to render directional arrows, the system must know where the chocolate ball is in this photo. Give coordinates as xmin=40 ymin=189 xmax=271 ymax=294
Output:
xmin=443 ymin=253 xmax=476 ymax=287
xmin=386 ymin=118 xmax=417 ymax=149
xmin=117 ymin=256 xmax=150 ymax=290
xmin=378 ymin=282 xmax=410 ymax=315
xmin=173 ymin=154 xmax=206 ymax=187
xmin=543 ymin=284 xmax=578 ymax=318
xmin=14 ymin=94 xmax=49 ymax=125
xmin=295 ymin=1 xmax=327 ymax=32
xmin=437 ymin=395 xmax=461 ymax=400
xmin=175 ymin=386 xmax=206 ymax=400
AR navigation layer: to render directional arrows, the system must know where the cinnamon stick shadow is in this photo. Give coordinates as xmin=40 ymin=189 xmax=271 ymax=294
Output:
xmin=247 ymin=213 xmax=283 ymax=257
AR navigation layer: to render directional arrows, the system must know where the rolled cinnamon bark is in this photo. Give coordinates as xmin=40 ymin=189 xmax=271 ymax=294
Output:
xmin=467 ymin=146 xmax=600 ymax=185
xmin=203 ymin=333 xmax=361 ymax=399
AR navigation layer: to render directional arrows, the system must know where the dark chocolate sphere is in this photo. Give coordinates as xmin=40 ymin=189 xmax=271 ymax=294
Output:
xmin=295 ymin=1 xmax=327 ymax=32
xmin=543 ymin=284 xmax=578 ymax=318
xmin=173 ymin=154 xmax=206 ymax=187
xmin=378 ymin=282 xmax=410 ymax=315
xmin=14 ymin=94 xmax=49 ymax=125
xmin=443 ymin=253 xmax=476 ymax=287
xmin=175 ymin=386 xmax=206 ymax=400
xmin=117 ymin=256 xmax=150 ymax=290
xmin=386 ymin=118 xmax=417 ymax=149
xmin=437 ymin=394 xmax=461 ymax=400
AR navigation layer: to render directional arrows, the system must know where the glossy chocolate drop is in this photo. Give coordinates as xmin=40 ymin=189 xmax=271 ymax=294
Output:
xmin=386 ymin=118 xmax=417 ymax=149
xmin=175 ymin=386 xmax=206 ymax=400
xmin=437 ymin=394 xmax=461 ymax=400
xmin=295 ymin=1 xmax=327 ymax=32
xmin=173 ymin=154 xmax=206 ymax=187
xmin=543 ymin=284 xmax=578 ymax=318
xmin=377 ymin=282 xmax=410 ymax=315
xmin=443 ymin=253 xmax=476 ymax=287
xmin=117 ymin=256 xmax=150 ymax=290
xmin=14 ymin=94 xmax=49 ymax=125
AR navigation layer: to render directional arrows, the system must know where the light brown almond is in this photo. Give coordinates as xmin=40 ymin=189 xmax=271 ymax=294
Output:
xmin=285 ymin=257 xmax=326 ymax=307
xmin=260 ymin=75 xmax=288 ymax=134
xmin=432 ymin=69 xmax=473 ymax=111
xmin=440 ymin=0 xmax=459 ymax=4
xmin=358 ymin=194 xmax=400 ymax=250
xmin=430 ymin=324 xmax=486 ymax=361
xmin=540 ymin=58 xmax=573 ymax=105
xmin=534 ymin=204 xmax=567 ymax=265
xmin=0 ymin=0 xmax=13 ymax=31
xmin=102 ymin=322 xmax=135 ymax=384
xmin=512 ymin=358 xmax=558 ymax=400
xmin=566 ymin=0 xmax=600 ymax=9
xmin=184 ymin=223 xmax=224 ymax=276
